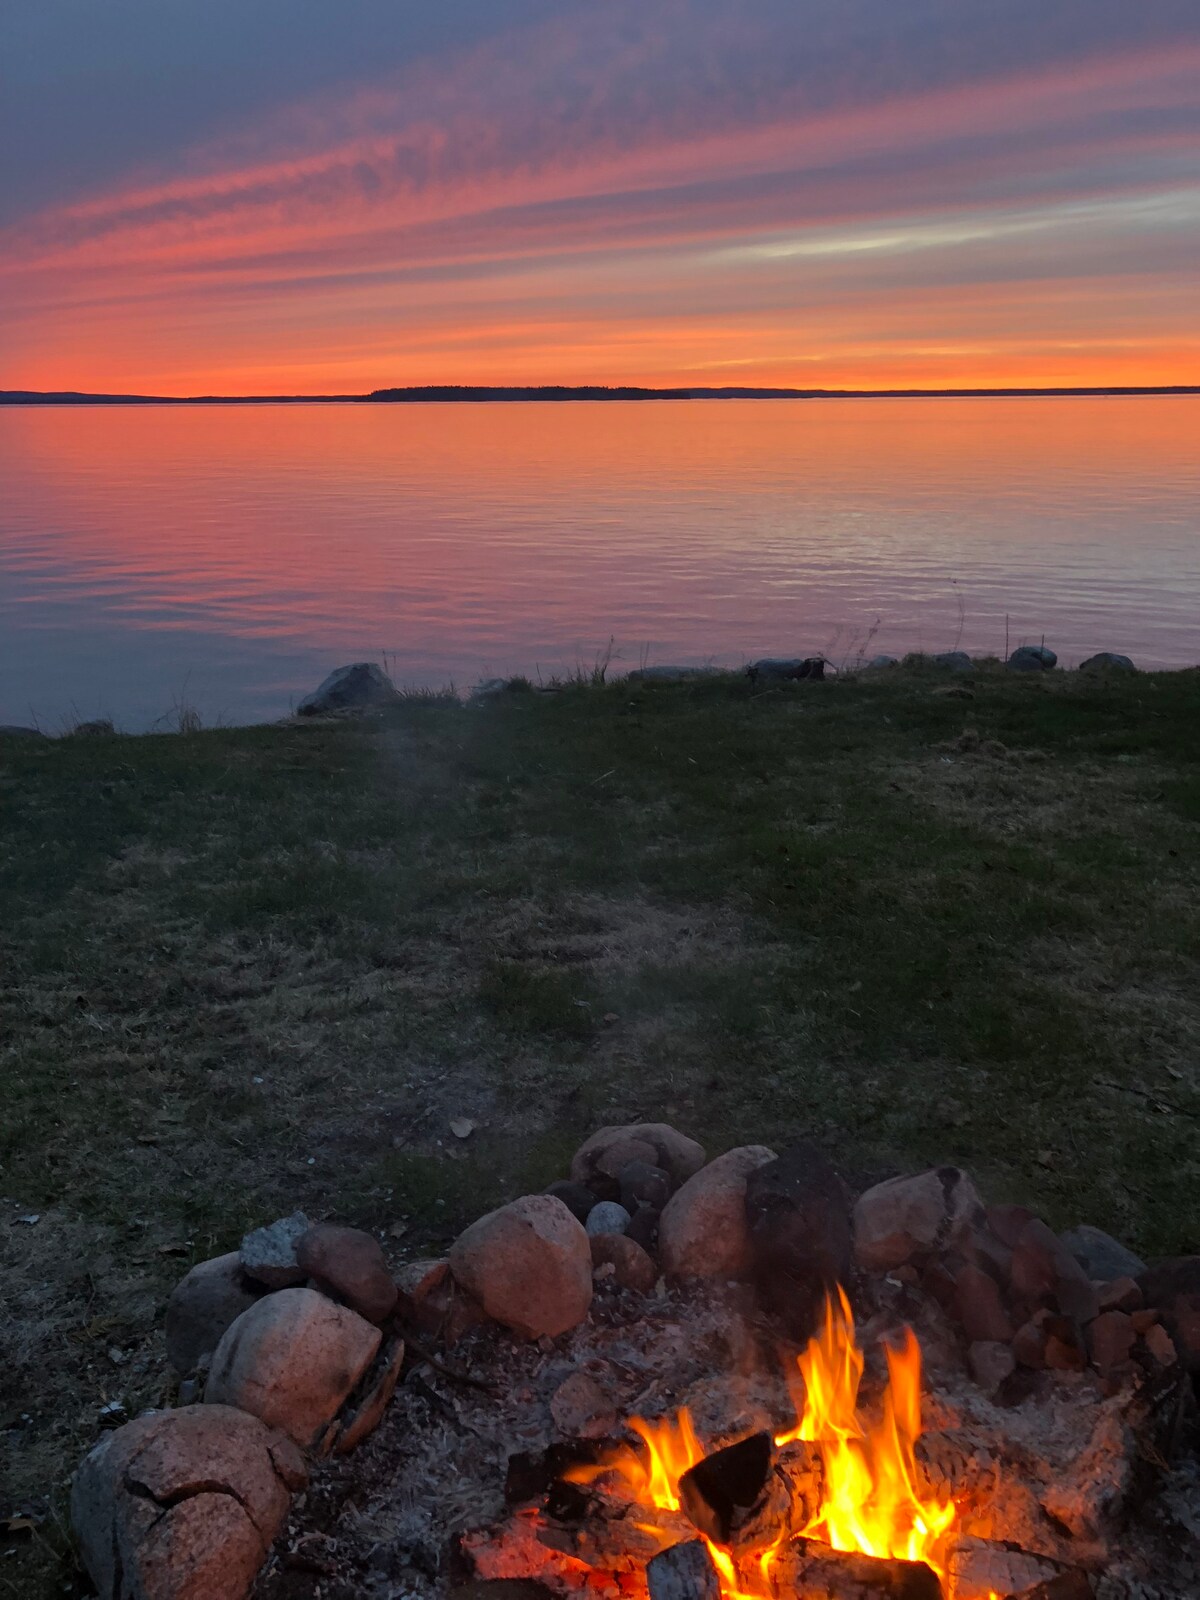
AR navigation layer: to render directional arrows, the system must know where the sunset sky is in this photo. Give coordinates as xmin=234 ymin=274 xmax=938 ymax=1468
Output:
xmin=2 ymin=1 xmax=1198 ymax=395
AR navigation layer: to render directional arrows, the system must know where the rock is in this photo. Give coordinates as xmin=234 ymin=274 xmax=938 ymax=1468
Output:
xmin=954 ymin=1263 xmax=1015 ymax=1344
xmin=932 ymin=651 xmax=972 ymax=671
xmin=296 ymin=1223 xmax=398 ymax=1325
xmin=746 ymin=657 xmax=825 ymax=683
xmin=1060 ymin=1224 xmax=1146 ymax=1282
xmin=1170 ymin=1295 xmax=1200 ymax=1371
xmin=71 ymin=718 xmax=116 ymax=736
xmin=240 ymin=1211 xmax=311 ymax=1289
xmin=550 ymin=1372 xmax=616 ymax=1437
xmin=544 ymin=1180 xmax=599 ymax=1224
xmin=1008 ymin=645 xmax=1057 ymax=672
xmin=332 ymin=1331 xmax=406 ymax=1455
xmin=586 ymin=1201 xmax=631 ymax=1237
xmin=853 ymin=1168 xmax=983 ymax=1272
xmin=71 ymin=1404 xmax=304 ymax=1600
xmin=570 ymin=1123 xmax=706 ymax=1192
xmin=744 ymin=1142 xmax=853 ymax=1331
xmin=1012 ymin=1314 xmax=1051 ymax=1369
xmin=1096 ymin=1277 xmax=1142 ymax=1314
xmin=987 ymin=1204 xmax=1037 ymax=1248
xmin=1088 ymin=1311 xmax=1136 ymax=1375
xmin=968 ymin=1340 xmax=1016 ymax=1393
xmin=1079 ymin=652 xmax=1136 ymax=673
xmin=165 ymin=1253 xmax=264 ymax=1376
xmin=626 ymin=1204 xmax=661 ymax=1253
xmin=1011 ymin=1218 xmax=1099 ymax=1323
xmin=395 ymin=1259 xmax=488 ymax=1344
xmin=1130 ymin=1308 xmax=1160 ymax=1335
xmin=1045 ymin=1331 xmax=1086 ymax=1371
xmin=448 ymin=1195 xmax=592 ymax=1339
xmin=1138 ymin=1255 xmax=1200 ymax=1308
xmin=1142 ymin=1323 xmax=1178 ymax=1368
xmin=0 ymin=724 xmax=46 ymax=738
xmin=205 ymin=1287 xmax=381 ymax=1450
xmin=297 ymin=662 xmax=398 ymax=716
xmin=659 ymin=1145 xmax=777 ymax=1280
xmin=619 ymin=1161 xmax=672 ymax=1213
xmin=590 ymin=1233 xmax=658 ymax=1295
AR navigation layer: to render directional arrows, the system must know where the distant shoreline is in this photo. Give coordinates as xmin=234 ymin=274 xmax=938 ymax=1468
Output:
xmin=2 ymin=383 xmax=1198 ymax=406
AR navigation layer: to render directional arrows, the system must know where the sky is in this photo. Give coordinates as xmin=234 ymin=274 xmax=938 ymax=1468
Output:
xmin=2 ymin=0 xmax=1198 ymax=394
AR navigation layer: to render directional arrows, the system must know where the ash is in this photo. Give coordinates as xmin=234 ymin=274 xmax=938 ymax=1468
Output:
xmin=253 ymin=1280 xmax=1200 ymax=1600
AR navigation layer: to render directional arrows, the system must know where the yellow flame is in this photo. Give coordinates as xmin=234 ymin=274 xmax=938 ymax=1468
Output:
xmin=560 ymin=1285 xmax=957 ymax=1597
xmin=780 ymin=1286 xmax=955 ymax=1568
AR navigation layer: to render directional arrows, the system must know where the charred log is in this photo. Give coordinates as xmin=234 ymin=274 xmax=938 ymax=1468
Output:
xmin=646 ymin=1539 xmax=722 ymax=1600
xmin=678 ymin=1431 xmax=773 ymax=1543
xmin=943 ymin=1534 xmax=1084 ymax=1600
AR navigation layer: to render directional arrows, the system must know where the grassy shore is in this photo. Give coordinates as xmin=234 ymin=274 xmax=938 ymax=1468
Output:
xmin=3 ymin=660 xmax=1199 ymax=1592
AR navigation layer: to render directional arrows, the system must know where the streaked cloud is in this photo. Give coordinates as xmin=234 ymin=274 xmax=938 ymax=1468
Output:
xmin=1 ymin=1 xmax=1197 ymax=390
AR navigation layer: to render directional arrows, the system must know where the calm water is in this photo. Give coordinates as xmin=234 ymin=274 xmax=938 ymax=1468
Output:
xmin=1 ymin=398 xmax=1197 ymax=730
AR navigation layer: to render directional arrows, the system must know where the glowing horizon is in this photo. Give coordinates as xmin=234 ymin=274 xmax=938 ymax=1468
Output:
xmin=2 ymin=3 xmax=1198 ymax=395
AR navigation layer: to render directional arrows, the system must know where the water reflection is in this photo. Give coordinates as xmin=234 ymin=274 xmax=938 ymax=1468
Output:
xmin=0 ymin=398 xmax=1196 ymax=729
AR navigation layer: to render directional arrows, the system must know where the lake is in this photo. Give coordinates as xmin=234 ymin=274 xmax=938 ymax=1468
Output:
xmin=1 ymin=397 xmax=1196 ymax=730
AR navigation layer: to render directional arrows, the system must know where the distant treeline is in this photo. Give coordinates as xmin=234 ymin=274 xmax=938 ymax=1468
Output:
xmin=2 ymin=385 xmax=1198 ymax=405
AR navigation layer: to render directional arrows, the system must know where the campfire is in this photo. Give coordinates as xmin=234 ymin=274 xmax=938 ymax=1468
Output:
xmin=447 ymin=1134 xmax=1193 ymax=1600
xmin=557 ymin=1285 xmax=957 ymax=1598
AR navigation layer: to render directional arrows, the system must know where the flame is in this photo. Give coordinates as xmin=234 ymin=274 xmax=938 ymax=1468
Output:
xmin=777 ymin=1285 xmax=955 ymax=1569
xmin=562 ymin=1285 xmax=957 ymax=1597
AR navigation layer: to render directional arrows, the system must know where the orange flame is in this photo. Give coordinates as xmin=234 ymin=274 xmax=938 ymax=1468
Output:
xmin=563 ymin=1285 xmax=956 ymax=1597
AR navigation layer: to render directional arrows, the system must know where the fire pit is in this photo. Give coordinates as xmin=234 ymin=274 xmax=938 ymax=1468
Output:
xmin=78 ymin=1125 xmax=1197 ymax=1600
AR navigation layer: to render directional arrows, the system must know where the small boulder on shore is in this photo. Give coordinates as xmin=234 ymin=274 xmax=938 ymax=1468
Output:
xmin=297 ymin=662 xmax=399 ymax=716
xmin=1080 ymin=652 xmax=1136 ymax=673
xmin=1008 ymin=645 xmax=1057 ymax=672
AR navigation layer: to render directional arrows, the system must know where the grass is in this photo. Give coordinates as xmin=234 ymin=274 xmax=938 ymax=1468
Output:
xmin=2 ymin=661 xmax=1199 ymax=1592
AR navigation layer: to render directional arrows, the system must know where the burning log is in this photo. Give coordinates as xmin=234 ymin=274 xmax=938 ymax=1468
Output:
xmin=770 ymin=1540 xmax=942 ymax=1600
xmin=646 ymin=1539 xmax=722 ymax=1600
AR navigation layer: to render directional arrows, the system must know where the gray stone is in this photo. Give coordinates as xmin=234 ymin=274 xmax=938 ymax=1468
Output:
xmin=71 ymin=1404 xmax=304 ymax=1600
xmin=1060 ymin=1224 xmax=1146 ymax=1282
xmin=0 ymin=724 xmax=46 ymax=738
xmin=297 ymin=662 xmax=398 ymax=716
xmin=1008 ymin=645 xmax=1057 ymax=672
xmin=586 ymin=1201 xmax=631 ymax=1237
xmin=205 ymin=1287 xmax=381 ymax=1449
xmin=932 ymin=651 xmax=973 ymax=671
xmin=1080 ymin=652 xmax=1136 ymax=673
xmin=240 ymin=1211 xmax=311 ymax=1289
xmin=747 ymin=658 xmax=824 ymax=682
xmin=165 ymin=1252 xmax=264 ymax=1376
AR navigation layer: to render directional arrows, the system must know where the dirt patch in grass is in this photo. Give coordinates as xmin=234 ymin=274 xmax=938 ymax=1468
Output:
xmin=2 ymin=667 xmax=1199 ymax=1594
